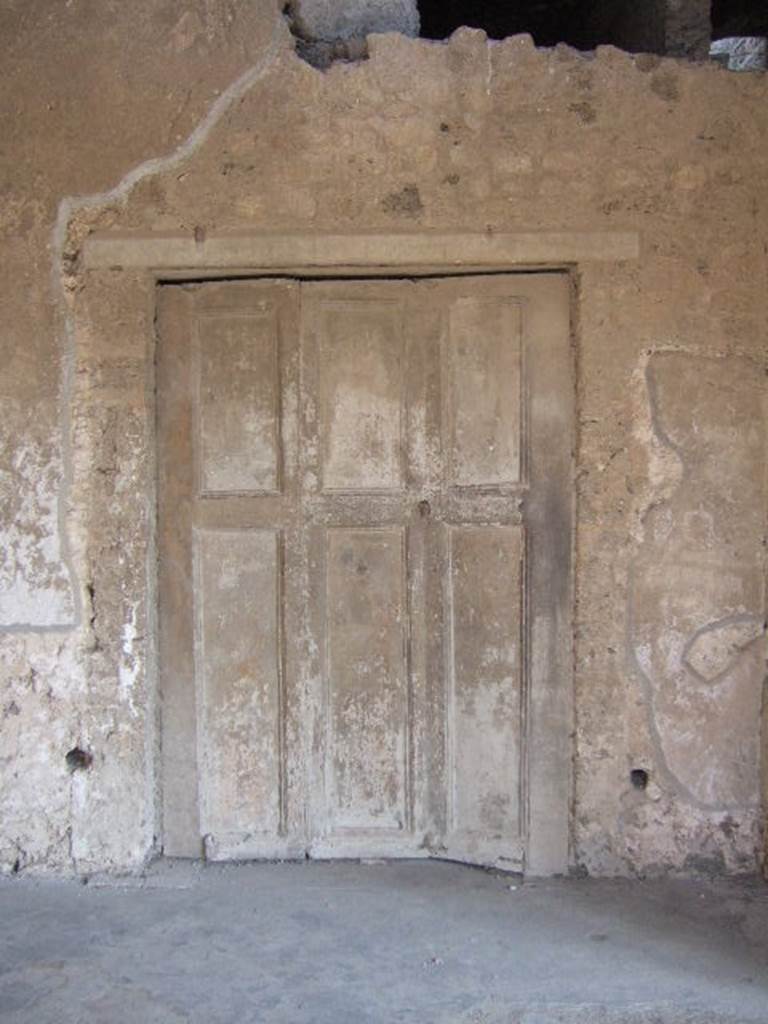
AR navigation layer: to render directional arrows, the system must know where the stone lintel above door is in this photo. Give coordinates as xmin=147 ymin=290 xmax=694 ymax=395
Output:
xmin=83 ymin=230 xmax=641 ymax=275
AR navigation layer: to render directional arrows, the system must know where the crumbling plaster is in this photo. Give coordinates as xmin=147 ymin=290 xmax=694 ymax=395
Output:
xmin=1 ymin=1 xmax=766 ymax=876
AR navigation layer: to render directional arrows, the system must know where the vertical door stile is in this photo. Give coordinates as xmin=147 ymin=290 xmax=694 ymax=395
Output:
xmin=157 ymin=285 xmax=202 ymax=859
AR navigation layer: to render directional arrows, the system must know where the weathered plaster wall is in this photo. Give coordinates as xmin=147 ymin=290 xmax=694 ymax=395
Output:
xmin=1 ymin=1 xmax=766 ymax=876
xmin=0 ymin=0 xmax=281 ymax=872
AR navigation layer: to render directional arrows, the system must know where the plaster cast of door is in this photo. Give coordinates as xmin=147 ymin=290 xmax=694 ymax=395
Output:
xmin=157 ymin=273 xmax=573 ymax=874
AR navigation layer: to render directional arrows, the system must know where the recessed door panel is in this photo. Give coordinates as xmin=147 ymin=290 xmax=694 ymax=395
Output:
xmin=325 ymin=527 xmax=409 ymax=834
xmin=446 ymin=524 xmax=523 ymax=863
xmin=197 ymin=312 xmax=280 ymax=494
xmin=195 ymin=528 xmax=282 ymax=849
xmin=316 ymin=301 xmax=404 ymax=492
xmin=444 ymin=297 xmax=522 ymax=487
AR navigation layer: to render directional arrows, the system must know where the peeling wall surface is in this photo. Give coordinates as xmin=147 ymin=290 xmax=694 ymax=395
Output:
xmin=1 ymin=1 xmax=766 ymax=876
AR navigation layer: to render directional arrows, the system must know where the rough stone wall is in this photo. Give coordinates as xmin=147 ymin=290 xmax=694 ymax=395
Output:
xmin=665 ymin=0 xmax=711 ymax=59
xmin=1 ymin=2 xmax=767 ymax=876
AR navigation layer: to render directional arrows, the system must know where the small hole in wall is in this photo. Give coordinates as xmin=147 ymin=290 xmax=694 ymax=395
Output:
xmin=66 ymin=747 xmax=93 ymax=772
xmin=630 ymin=768 xmax=649 ymax=790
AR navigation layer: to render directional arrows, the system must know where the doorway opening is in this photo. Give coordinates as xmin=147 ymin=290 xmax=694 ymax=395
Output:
xmin=156 ymin=270 xmax=574 ymax=876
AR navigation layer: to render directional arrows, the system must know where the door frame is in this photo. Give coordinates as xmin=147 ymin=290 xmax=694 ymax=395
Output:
xmin=157 ymin=267 xmax=574 ymax=876
xmin=78 ymin=229 xmax=639 ymax=875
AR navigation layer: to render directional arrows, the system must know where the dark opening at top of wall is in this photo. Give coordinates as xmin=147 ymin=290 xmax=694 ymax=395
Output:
xmin=419 ymin=0 xmax=767 ymax=61
xmin=711 ymin=0 xmax=768 ymax=39
xmin=419 ymin=0 xmax=676 ymax=56
xmin=419 ymin=0 xmax=585 ymax=48
xmin=285 ymin=0 xmax=767 ymax=70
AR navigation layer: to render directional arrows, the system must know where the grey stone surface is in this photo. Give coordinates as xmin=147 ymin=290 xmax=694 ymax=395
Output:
xmin=286 ymin=0 xmax=419 ymax=42
xmin=1 ymin=861 xmax=767 ymax=1023
xmin=710 ymin=37 xmax=767 ymax=71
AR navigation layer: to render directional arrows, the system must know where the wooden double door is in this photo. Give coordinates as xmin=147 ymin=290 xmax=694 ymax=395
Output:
xmin=158 ymin=273 xmax=572 ymax=873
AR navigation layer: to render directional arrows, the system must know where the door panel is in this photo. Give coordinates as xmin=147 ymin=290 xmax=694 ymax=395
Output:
xmin=325 ymin=527 xmax=409 ymax=835
xmin=316 ymin=300 xmax=405 ymax=492
xmin=158 ymin=273 xmax=573 ymax=873
xmin=445 ymin=524 xmax=523 ymax=864
xmin=195 ymin=528 xmax=282 ymax=846
xmin=158 ymin=280 xmax=305 ymax=861
xmin=197 ymin=312 xmax=281 ymax=494
xmin=301 ymin=281 xmax=426 ymax=857
xmin=444 ymin=296 xmax=523 ymax=487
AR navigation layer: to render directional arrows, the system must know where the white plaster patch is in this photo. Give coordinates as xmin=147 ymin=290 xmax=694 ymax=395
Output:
xmin=118 ymin=605 xmax=141 ymax=718
xmin=628 ymin=350 xmax=766 ymax=812
xmin=628 ymin=350 xmax=684 ymax=546
xmin=0 ymin=429 xmax=75 ymax=627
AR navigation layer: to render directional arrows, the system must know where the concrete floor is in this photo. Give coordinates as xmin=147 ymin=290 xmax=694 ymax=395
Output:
xmin=1 ymin=861 xmax=767 ymax=1023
